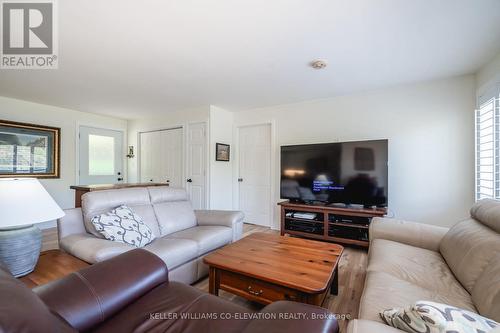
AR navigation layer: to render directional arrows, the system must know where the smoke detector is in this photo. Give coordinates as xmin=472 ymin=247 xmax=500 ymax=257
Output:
xmin=310 ymin=60 xmax=327 ymax=69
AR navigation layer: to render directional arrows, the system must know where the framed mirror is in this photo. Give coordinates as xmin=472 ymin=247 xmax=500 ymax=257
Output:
xmin=0 ymin=120 xmax=60 ymax=178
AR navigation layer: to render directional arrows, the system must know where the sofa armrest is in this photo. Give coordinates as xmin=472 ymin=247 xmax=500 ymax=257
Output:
xmin=57 ymin=208 xmax=86 ymax=239
xmin=34 ymin=249 xmax=168 ymax=332
xmin=195 ymin=210 xmax=244 ymax=241
xmin=347 ymin=319 xmax=403 ymax=333
xmin=242 ymin=301 xmax=338 ymax=333
xmin=370 ymin=217 xmax=449 ymax=252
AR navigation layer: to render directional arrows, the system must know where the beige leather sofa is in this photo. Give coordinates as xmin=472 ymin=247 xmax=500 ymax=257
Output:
xmin=58 ymin=186 xmax=244 ymax=284
xmin=347 ymin=199 xmax=500 ymax=333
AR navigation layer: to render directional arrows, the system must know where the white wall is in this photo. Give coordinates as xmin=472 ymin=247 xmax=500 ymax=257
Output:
xmin=476 ymin=51 xmax=500 ymax=93
xmin=209 ymin=106 xmax=234 ymax=210
xmin=0 ymin=96 xmax=127 ymax=228
xmin=234 ymin=75 xmax=476 ymax=228
xmin=127 ymin=106 xmax=209 ymax=183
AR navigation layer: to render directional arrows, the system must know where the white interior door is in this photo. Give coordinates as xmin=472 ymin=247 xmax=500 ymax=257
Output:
xmin=238 ymin=124 xmax=271 ymax=226
xmin=140 ymin=128 xmax=183 ymax=187
xmin=79 ymin=126 xmax=124 ymax=185
xmin=187 ymin=123 xmax=206 ymax=209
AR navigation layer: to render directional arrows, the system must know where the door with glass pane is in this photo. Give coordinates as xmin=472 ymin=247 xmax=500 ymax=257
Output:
xmin=79 ymin=126 xmax=124 ymax=185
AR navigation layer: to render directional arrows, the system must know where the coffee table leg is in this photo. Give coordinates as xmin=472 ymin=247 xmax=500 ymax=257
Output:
xmin=330 ymin=266 xmax=338 ymax=295
xmin=209 ymin=267 xmax=219 ymax=296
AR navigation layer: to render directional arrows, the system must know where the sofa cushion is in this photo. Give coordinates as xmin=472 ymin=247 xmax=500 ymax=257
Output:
xmin=91 ymin=205 xmax=155 ymax=248
xmin=359 ymin=271 xmax=476 ymax=323
xmin=168 ymin=260 xmax=198 ymax=284
xmin=59 ymin=234 xmax=134 ymax=264
xmin=471 ymin=253 xmax=500 ymax=322
xmin=123 ymin=204 xmax=161 ymax=237
xmin=81 ymin=188 xmax=158 ymax=238
xmin=148 ymin=186 xmax=189 ymax=203
xmin=439 ymin=218 xmax=500 ymax=293
xmin=92 ymin=281 xmax=252 ymax=333
xmin=144 ymin=238 xmax=198 ymax=270
xmin=347 ymin=319 xmax=403 ymax=333
xmin=153 ymin=201 xmax=197 ymax=236
xmin=470 ymin=198 xmax=500 ymax=233
xmin=166 ymin=226 xmax=233 ymax=256
xmin=367 ymin=239 xmax=470 ymax=300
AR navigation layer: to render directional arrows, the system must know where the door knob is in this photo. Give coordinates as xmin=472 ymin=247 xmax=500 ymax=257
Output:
xmin=117 ymin=177 xmax=124 ymax=181
xmin=187 ymin=179 xmax=193 ymax=183
xmin=238 ymin=178 xmax=243 ymax=182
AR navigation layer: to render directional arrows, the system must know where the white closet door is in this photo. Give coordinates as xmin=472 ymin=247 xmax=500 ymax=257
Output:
xmin=161 ymin=128 xmax=183 ymax=187
xmin=140 ymin=128 xmax=183 ymax=186
xmin=140 ymin=131 xmax=156 ymax=182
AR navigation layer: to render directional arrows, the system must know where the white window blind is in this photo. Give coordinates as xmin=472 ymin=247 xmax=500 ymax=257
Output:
xmin=476 ymin=89 xmax=500 ymax=201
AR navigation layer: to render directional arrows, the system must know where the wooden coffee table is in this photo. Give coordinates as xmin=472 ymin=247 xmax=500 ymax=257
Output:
xmin=203 ymin=232 xmax=343 ymax=307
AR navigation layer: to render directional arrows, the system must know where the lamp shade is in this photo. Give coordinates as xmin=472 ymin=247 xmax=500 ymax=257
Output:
xmin=0 ymin=178 xmax=64 ymax=229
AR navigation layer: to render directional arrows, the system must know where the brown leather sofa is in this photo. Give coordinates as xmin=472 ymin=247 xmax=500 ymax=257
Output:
xmin=0 ymin=249 xmax=339 ymax=333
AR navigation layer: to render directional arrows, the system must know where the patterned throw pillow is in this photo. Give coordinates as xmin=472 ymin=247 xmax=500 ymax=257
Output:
xmin=91 ymin=205 xmax=155 ymax=248
xmin=380 ymin=301 xmax=498 ymax=333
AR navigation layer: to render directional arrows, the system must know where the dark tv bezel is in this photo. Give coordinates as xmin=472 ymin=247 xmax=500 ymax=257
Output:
xmin=280 ymin=139 xmax=388 ymax=206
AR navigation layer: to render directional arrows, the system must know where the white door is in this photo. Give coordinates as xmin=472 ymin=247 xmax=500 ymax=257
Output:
xmin=187 ymin=123 xmax=206 ymax=209
xmin=238 ymin=124 xmax=271 ymax=226
xmin=139 ymin=128 xmax=183 ymax=187
xmin=79 ymin=126 xmax=124 ymax=185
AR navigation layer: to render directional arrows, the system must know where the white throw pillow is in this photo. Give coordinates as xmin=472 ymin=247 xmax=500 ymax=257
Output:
xmin=380 ymin=301 xmax=498 ymax=333
xmin=91 ymin=205 xmax=155 ymax=248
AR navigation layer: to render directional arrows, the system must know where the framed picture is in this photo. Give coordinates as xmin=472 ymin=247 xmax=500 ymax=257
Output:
xmin=216 ymin=143 xmax=230 ymax=162
xmin=0 ymin=120 xmax=60 ymax=178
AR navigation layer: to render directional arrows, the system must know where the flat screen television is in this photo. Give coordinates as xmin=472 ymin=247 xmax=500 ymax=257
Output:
xmin=280 ymin=140 xmax=388 ymax=207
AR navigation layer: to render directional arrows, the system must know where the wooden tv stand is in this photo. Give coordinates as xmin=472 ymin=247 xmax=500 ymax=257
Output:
xmin=279 ymin=201 xmax=386 ymax=248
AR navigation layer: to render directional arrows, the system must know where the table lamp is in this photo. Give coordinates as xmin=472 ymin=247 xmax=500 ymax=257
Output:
xmin=0 ymin=178 xmax=64 ymax=277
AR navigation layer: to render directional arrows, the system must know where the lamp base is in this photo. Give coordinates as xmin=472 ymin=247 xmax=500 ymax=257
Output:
xmin=0 ymin=226 xmax=42 ymax=277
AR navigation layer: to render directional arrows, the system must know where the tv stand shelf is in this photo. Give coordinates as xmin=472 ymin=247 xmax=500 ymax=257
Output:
xmin=279 ymin=201 xmax=386 ymax=248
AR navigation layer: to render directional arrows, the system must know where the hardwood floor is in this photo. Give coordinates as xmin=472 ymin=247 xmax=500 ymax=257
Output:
xmin=39 ymin=223 xmax=367 ymax=331
xmin=20 ymin=250 xmax=89 ymax=288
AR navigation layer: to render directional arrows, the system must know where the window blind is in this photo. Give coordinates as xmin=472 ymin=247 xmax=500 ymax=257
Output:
xmin=476 ymin=90 xmax=500 ymax=201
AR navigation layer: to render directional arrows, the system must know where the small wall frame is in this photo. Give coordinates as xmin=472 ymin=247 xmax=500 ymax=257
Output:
xmin=215 ymin=143 xmax=230 ymax=162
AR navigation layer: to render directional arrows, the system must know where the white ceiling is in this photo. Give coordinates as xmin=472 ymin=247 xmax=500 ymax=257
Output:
xmin=1 ymin=0 xmax=500 ymax=119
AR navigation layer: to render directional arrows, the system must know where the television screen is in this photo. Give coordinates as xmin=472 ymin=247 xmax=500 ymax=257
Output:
xmin=280 ymin=140 xmax=388 ymax=207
